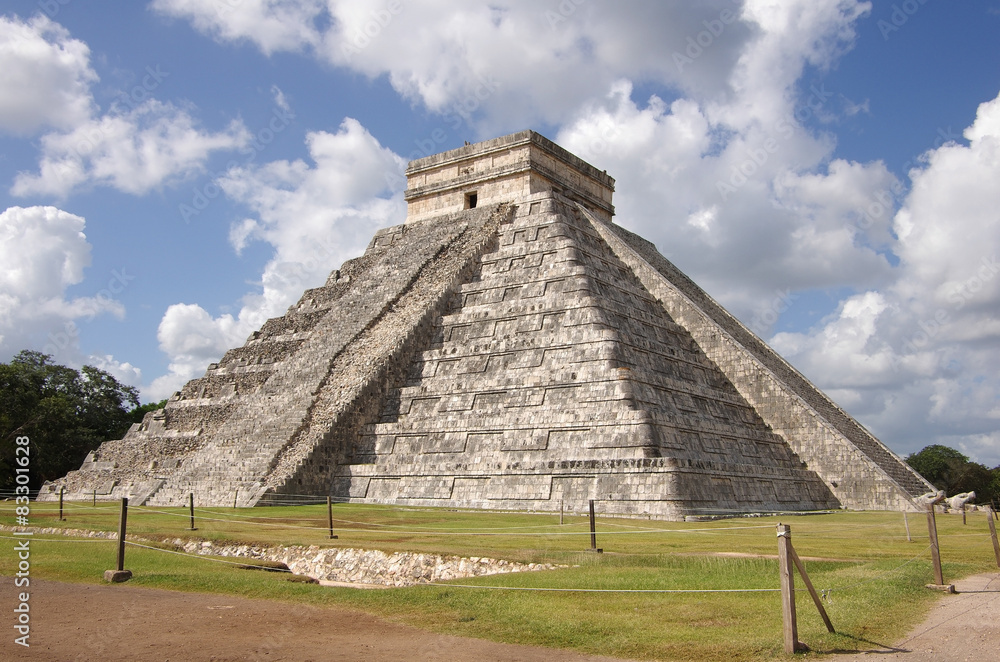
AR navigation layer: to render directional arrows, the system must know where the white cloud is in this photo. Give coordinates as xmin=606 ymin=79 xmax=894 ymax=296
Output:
xmin=556 ymin=78 xmax=891 ymax=320
xmin=150 ymin=0 xmax=324 ymax=54
xmin=770 ymin=90 xmax=1000 ymax=466
xmin=12 ymin=100 xmax=250 ymax=197
xmin=0 ymin=206 xmax=122 ymax=360
xmin=0 ymin=14 xmax=97 ymax=134
xmin=152 ymin=0 xmax=758 ymax=132
xmin=146 ymin=118 xmax=405 ymax=399
xmin=146 ymin=303 xmax=245 ymax=399
xmin=87 ymin=353 xmax=143 ymax=389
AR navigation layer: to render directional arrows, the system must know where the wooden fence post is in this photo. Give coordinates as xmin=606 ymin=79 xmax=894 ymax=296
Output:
xmin=925 ymin=504 xmax=954 ymax=591
xmin=903 ymin=511 xmax=911 ymax=542
xmin=59 ymin=486 xmax=65 ymax=521
xmin=588 ymin=500 xmax=602 ymax=552
xmin=988 ymin=506 xmax=1000 ymax=568
xmin=103 ymin=497 xmax=132 ymax=582
xmin=776 ymin=524 xmax=801 ymax=653
xmin=927 ymin=506 xmax=944 ymax=585
xmin=790 ymin=547 xmax=835 ymax=634
xmin=189 ymin=492 xmax=196 ymax=531
xmin=327 ymin=496 xmax=338 ymax=539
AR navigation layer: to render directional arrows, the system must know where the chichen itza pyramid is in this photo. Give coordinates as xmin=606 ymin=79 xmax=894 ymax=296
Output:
xmin=41 ymin=131 xmax=932 ymax=519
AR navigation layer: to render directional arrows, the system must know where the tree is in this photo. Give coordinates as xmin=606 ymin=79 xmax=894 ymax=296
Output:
xmin=907 ymin=444 xmax=998 ymax=503
xmin=0 ymin=351 xmax=141 ymax=491
xmin=906 ymin=444 xmax=969 ymax=487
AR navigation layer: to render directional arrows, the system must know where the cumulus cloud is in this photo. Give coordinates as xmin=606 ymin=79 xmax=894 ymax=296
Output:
xmin=87 ymin=353 xmax=143 ymax=389
xmin=152 ymin=0 xmax=756 ymax=132
xmin=146 ymin=118 xmax=405 ymax=399
xmin=771 ymin=90 xmax=1000 ymax=465
xmin=0 ymin=206 xmax=123 ymax=360
xmin=145 ymin=303 xmax=246 ymax=399
xmin=12 ymin=100 xmax=250 ymax=198
xmin=151 ymin=0 xmax=325 ymax=55
xmin=556 ymin=81 xmax=890 ymax=322
xmin=0 ymin=14 xmax=97 ymax=134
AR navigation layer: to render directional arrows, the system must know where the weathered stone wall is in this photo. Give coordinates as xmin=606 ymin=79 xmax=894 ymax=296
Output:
xmin=405 ymin=131 xmax=615 ymax=222
xmin=258 ymin=203 xmax=513 ymax=500
xmin=585 ymin=207 xmax=931 ymax=509
xmin=326 ymin=192 xmax=839 ymax=518
xmin=41 ymin=206 xmax=508 ymax=506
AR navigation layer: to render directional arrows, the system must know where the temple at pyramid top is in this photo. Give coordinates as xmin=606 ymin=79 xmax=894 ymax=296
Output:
xmin=404 ymin=130 xmax=615 ymax=223
xmin=40 ymin=130 xmax=933 ymax=519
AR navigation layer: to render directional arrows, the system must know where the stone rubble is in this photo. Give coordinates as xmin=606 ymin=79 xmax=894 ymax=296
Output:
xmin=178 ymin=539 xmax=558 ymax=586
xmin=0 ymin=525 xmax=557 ymax=587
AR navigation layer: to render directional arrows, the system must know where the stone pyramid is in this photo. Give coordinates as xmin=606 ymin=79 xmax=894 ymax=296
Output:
xmin=41 ymin=131 xmax=932 ymax=519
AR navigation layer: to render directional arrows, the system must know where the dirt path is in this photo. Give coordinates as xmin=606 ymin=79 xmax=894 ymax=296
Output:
xmin=4 ymin=575 xmax=998 ymax=660
xmin=830 ymin=572 xmax=1000 ymax=661
xmin=2 ymin=579 xmax=631 ymax=661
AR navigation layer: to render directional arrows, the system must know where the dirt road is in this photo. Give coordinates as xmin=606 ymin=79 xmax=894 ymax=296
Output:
xmin=831 ymin=572 xmax=1000 ymax=662
xmin=4 ymin=574 xmax=998 ymax=661
xmin=3 ymin=579 xmax=629 ymax=661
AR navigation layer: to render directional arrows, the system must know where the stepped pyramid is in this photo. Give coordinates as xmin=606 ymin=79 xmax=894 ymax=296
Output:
xmin=41 ymin=131 xmax=932 ymax=518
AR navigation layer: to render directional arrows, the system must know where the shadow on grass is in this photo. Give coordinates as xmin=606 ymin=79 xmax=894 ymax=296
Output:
xmin=818 ymin=632 xmax=909 ymax=655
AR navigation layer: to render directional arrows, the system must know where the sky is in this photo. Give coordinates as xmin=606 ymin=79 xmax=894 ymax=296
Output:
xmin=1 ymin=0 xmax=999 ymax=467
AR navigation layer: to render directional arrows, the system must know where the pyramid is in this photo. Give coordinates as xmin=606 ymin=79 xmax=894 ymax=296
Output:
xmin=41 ymin=131 xmax=932 ymax=519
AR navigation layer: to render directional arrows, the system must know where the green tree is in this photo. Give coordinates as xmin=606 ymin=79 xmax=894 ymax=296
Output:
xmin=0 ymin=351 xmax=141 ymax=491
xmin=906 ymin=444 xmax=998 ymax=503
xmin=906 ymin=444 xmax=969 ymax=487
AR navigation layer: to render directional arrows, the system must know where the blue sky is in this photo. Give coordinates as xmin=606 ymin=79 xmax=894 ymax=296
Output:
xmin=2 ymin=1 xmax=1000 ymax=466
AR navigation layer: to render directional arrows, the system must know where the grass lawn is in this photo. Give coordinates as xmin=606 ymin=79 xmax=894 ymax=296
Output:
xmin=3 ymin=500 xmax=998 ymax=661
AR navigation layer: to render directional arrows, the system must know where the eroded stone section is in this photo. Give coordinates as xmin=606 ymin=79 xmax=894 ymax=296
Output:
xmin=257 ymin=204 xmax=513 ymax=501
xmin=42 ymin=205 xmax=509 ymax=506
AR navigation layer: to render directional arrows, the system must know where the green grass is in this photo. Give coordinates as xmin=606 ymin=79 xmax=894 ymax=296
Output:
xmin=3 ymin=501 xmax=998 ymax=661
